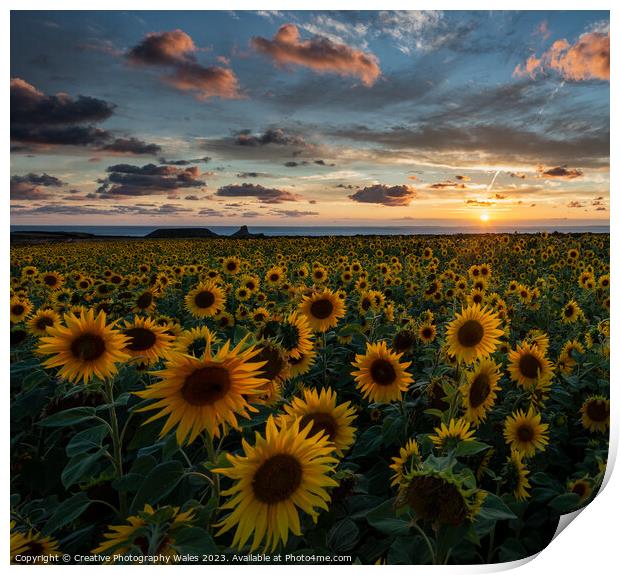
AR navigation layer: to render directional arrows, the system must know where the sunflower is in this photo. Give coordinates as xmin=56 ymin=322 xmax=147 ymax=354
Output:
xmin=10 ymin=526 xmax=62 ymax=564
xmin=41 ymin=271 xmax=64 ymax=290
xmin=37 ymin=309 xmax=130 ymax=384
xmin=282 ymin=387 xmax=357 ymax=456
xmin=122 ymin=316 xmax=174 ymax=365
xmin=135 ymin=338 xmax=266 ymax=443
xmin=251 ymin=342 xmax=289 ymax=404
xmin=276 ymin=311 xmax=314 ymax=360
xmin=507 ymin=341 xmax=553 ymax=389
xmin=10 ymin=296 xmax=32 ymax=323
xmin=392 ymin=328 xmax=416 ymax=353
xmin=92 ymin=504 xmax=195 ymax=559
xmin=214 ymin=416 xmax=338 ymax=552
xmin=561 ymin=299 xmax=583 ymax=324
xmin=567 ymin=478 xmax=592 ymax=503
xmin=389 ymin=439 xmax=421 ymax=486
xmin=399 ymin=468 xmax=484 ymax=526
xmin=133 ymin=288 xmax=157 ymax=313
xmin=288 ymin=348 xmax=317 ymax=377
xmin=298 ymin=288 xmax=346 ymax=332
xmin=503 ymin=450 xmax=531 ymax=501
xmin=27 ymin=308 xmax=61 ymax=336
xmin=445 ymin=304 xmax=502 ymax=364
xmin=430 ymin=417 xmax=476 ymax=450
xmin=417 ymin=322 xmax=437 ymax=344
xmin=174 ymin=326 xmax=218 ymax=357
xmin=503 ymin=406 xmax=549 ymax=457
xmin=351 ymin=341 xmax=413 ymax=403
xmin=580 ymin=396 xmax=610 ymax=433
xmin=223 ymin=256 xmax=242 ymax=275
xmin=460 ymin=359 xmax=501 ymax=424
xmin=185 ymin=280 xmax=225 ymax=318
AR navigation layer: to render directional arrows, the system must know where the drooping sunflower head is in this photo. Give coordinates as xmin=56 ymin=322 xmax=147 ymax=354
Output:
xmin=184 ymin=279 xmax=225 ymax=318
xmin=298 ymin=288 xmax=346 ymax=332
xmin=214 ymin=416 xmax=338 ymax=552
xmin=282 ymin=387 xmax=357 ymax=457
xmin=351 ymin=340 xmax=413 ymax=404
xmin=580 ymin=395 xmax=610 ymax=433
xmin=389 ymin=438 xmax=421 ymax=487
xmin=503 ymin=406 xmax=549 ymax=458
xmin=461 ymin=359 xmax=501 ymax=424
xmin=430 ymin=417 xmax=476 ymax=451
xmin=136 ymin=338 xmax=267 ymax=444
xmin=507 ymin=341 xmax=553 ymax=390
xmin=567 ymin=478 xmax=592 ymax=503
xmin=37 ymin=309 xmax=130 ymax=384
xmin=392 ymin=328 xmax=416 ymax=353
xmin=122 ymin=315 xmax=174 ymax=366
xmin=445 ymin=304 xmax=502 ymax=364
xmin=502 ymin=450 xmax=531 ymax=502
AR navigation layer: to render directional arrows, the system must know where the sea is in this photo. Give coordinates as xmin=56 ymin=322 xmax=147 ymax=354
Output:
xmin=10 ymin=224 xmax=610 ymax=237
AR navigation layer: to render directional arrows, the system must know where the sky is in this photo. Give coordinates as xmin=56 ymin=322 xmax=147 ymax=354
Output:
xmin=10 ymin=10 xmax=610 ymax=227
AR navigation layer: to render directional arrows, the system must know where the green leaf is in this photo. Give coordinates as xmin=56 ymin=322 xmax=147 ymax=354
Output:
xmin=366 ymin=499 xmax=410 ymax=536
xmin=454 ymin=440 xmax=491 ymax=457
xmin=326 ymin=518 xmax=359 ymax=553
xmin=131 ymin=460 xmax=184 ymax=511
xmin=172 ymin=526 xmax=219 ymax=555
xmin=549 ymin=493 xmax=581 ymax=513
xmin=42 ymin=492 xmax=92 ymax=535
xmin=477 ymin=493 xmax=517 ymax=521
xmin=61 ymin=450 xmax=105 ymax=488
xmin=351 ymin=426 xmax=383 ymax=458
xmin=38 ymin=407 xmax=97 ymax=428
xmin=66 ymin=425 xmax=109 ymax=457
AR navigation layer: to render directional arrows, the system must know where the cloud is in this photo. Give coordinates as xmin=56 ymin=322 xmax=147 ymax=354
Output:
xmin=349 ymin=184 xmax=416 ymax=206
xmin=284 ymin=161 xmax=309 ymax=167
xmin=537 ymin=165 xmax=583 ymax=179
xmin=269 ymin=208 xmax=319 ymax=217
xmin=101 ymin=137 xmax=161 ymax=155
xmin=465 ymin=200 xmax=494 ymax=207
xmin=10 ymin=78 xmax=160 ymax=154
xmin=216 ymin=183 xmax=300 ymax=204
xmin=96 ymin=163 xmax=206 ymax=196
xmin=567 ymin=201 xmax=585 ymax=208
xmin=314 ymin=159 xmax=335 ymax=166
xmin=514 ymin=31 xmax=609 ymax=81
xmin=12 ymin=202 xmax=194 ymax=217
xmin=10 ymin=173 xmax=65 ymax=200
xmin=236 ymin=172 xmax=275 ymax=178
xmin=251 ymin=23 xmax=380 ymax=86
xmin=159 ymin=156 xmax=211 ymax=165
xmin=127 ymin=29 xmax=196 ymax=66
xmin=234 ymin=128 xmax=308 ymax=148
xmin=126 ymin=30 xmax=241 ymax=100
xmin=428 ymin=180 xmax=467 ymax=190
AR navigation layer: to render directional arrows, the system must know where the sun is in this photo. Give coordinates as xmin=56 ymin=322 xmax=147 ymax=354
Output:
xmin=480 ymin=212 xmax=490 ymax=222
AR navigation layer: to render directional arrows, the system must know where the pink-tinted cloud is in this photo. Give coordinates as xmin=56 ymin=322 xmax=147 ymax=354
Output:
xmin=165 ymin=64 xmax=241 ymax=100
xmin=252 ymin=23 xmax=381 ymax=86
xmin=127 ymin=29 xmax=196 ymax=66
xmin=514 ymin=31 xmax=609 ymax=81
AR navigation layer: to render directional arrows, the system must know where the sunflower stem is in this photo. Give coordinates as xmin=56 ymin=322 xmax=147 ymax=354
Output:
xmin=410 ymin=520 xmax=436 ymax=564
xmin=104 ymin=377 xmax=127 ymax=516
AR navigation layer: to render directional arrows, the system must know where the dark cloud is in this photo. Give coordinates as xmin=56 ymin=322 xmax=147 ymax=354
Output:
xmin=336 ymin=183 xmax=359 ymax=190
xmin=567 ymin=201 xmax=585 ymax=208
xmin=11 ymin=202 xmax=193 ymax=216
xmin=314 ymin=159 xmax=335 ymax=166
xmin=235 ymin=128 xmax=308 ymax=148
xmin=96 ymin=163 xmax=206 ymax=197
xmin=428 ymin=181 xmax=467 ymax=190
xmin=349 ymin=184 xmax=415 ymax=206
xmin=236 ymin=172 xmax=277 ymax=178
xmin=101 ymin=137 xmax=162 ymax=155
xmin=251 ymin=23 xmax=381 ymax=86
xmin=159 ymin=156 xmax=211 ymax=165
xmin=10 ymin=172 xmax=65 ymax=200
xmin=284 ymin=160 xmax=309 ymax=167
xmin=537 ymin=165 xmax=583 ymax=179
xmin=216 ymin=183 xmax=300 ymax=204
xmin=126 ymin=30 xmax=241 ymax=100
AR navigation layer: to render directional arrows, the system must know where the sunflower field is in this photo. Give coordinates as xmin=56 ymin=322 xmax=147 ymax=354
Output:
xmin=9 ymin=232 xmax=610 ymax=565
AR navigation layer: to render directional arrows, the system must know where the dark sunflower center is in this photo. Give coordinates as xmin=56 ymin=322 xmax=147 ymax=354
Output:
xmin=35 ymin=316 xmax=54 ymax=330
xmin=406 ymin=475 xmax=468 ymax=526
xmin=516 ymin=424 xmax=534 ymax=442
xmin=469 ymin=373 xmax=490 ymax=408
xmin=370 ymin=358 xmax=397 ymax=386
xmin=252 ymin=453 xmax=302 ymax=504
xmin=393 ymin=331 xmax=415 ymax=352
xmin=310 ymin=298 xmax=334 ymax=319
xmin=421 ymin=327 xmax=433 ymax=339
xmin=299 ymin=412 xmax=337 ymax=441
xmin=586 ymin=400 xmax=609 ymax=422
xmin=270 ymin=273 xmax=279 ymax=282
xmin=194 ymin=290 xmax=215 ymax=309
xmin=519 ymin=353 xmax=541 ymax=379
xmin=125 ymin=327 xmax=157 ymax=351
xmin=136 ymin=292 xmax=153 ymax=308
xmin=20 ymin=541 xmax=45 ymax=560
xmin=12 ymin=304 xmax=25 ymax=315
xmin=572 ymin=482 xmax=587 ymax=497
xmin=11 ymin=329 xmax=28 ymax=347
xmin=226 ymin=262 xmax=237 ymax=271
xmin=70 ymin=333 xmax=106 ymax=362
xmin=44 ymin=275 xmax=57 ymax=286
xmin=181 ymin=366 xmax=231 ymax=406
xmin=361 ymin=298 xmax=371 ymax=311
xmin=255 ymin=346 xmax=285 ymax=381
xmin=188 ymin=337 xmax=208 ymax=357
xmin=457 ymin=320 xmax=484 ymax=348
